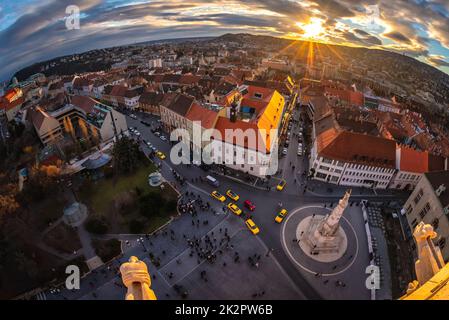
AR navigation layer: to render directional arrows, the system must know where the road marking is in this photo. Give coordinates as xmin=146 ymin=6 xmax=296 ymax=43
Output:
xmin=280 ymin=205 xmax=359 ymax=277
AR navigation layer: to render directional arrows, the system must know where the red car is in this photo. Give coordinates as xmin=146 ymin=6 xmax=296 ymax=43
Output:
xmin=244 ymin=200 xmax=256 ymax=211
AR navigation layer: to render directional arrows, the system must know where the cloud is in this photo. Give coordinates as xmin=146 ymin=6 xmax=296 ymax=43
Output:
xmin=383 ymin=31 xmax=411 ymax=44
xmin=427 ymin=55 xmax=449 ymax=67
xmin=341 ymin=29 xmax=382 ymax=46
xmin=0 ymin=0 xmax=448 ymax=80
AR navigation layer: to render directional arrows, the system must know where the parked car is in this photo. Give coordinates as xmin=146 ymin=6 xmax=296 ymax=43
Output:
xmin=160 ymin=135 xmax=167 ymax=141
xmin=206 ymin=175 xmax=219 ymax=187
xmin=156 ymin=151 xmax=166 ymax=160
xmin=226 ymin=190 xmax=239 ymax=201
xmin=227 ymin=203 xmax=242 ymax=216
xmin=244 ymin=200 xmax=256 ymax=211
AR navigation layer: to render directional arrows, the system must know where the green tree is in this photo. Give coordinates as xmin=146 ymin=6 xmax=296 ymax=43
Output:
xmin=139 ymin=193 xmax=164 ymax=218
xmin=85 ymin=217 xmax=109 ymax=234
xmin=112 ymin=136 xmax=142 ymax=175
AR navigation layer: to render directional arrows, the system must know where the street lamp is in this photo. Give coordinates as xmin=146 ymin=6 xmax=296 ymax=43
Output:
xmin=137 ymin=237 xmax=148 ymax=252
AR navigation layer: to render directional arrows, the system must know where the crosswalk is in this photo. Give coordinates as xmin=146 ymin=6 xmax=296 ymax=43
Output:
xmin=35 ymin=292 xmax=47 ymax=300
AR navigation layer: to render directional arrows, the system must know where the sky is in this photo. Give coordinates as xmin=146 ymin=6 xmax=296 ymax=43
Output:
xmin=1 ymin=0 xmax=449 ymax=81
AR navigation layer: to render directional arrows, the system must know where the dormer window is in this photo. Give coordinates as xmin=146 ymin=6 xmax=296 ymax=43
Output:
xmin=254 ymin=92 xmax=263 ymax=99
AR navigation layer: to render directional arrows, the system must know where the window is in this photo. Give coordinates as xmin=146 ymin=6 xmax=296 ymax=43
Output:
xmin=316 ymin=172 xmax=327 ymax=179
xmin=406 ymin=205 xmax=412 ymax=215
xmin=432 ymin=218 xmax=439 ymax=230
xmin=411 ymin=218 xmax=418 ymax=228
xmin=419 ymin=202 xmax=431 ymax=219
xmin=414 ymin=189 xmax=424 ymax=205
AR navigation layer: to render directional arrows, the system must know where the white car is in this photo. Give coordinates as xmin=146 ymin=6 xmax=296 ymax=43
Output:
xmin=282 ymin=148 xmax=288 ymax=155
xmin=130 ymin=114 xmax=137 ymax=119
xmin=297 ymin=149 xmax=303 ymax=156
xmin=160 ymin=135 xmax=167 ymax=141
xmin=154 ymin=131 xmax=161 ymax=137
xmin=135 ymin=131 xmax=141 ymax=136
xmin=146 ymin=141 xmax=152 ymax=147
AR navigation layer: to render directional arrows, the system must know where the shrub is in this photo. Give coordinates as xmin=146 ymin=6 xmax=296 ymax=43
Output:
xmin=164 ymin=200 xmax=178 ymax=214
xmin=129 ymin=219 xmax=144 ymax=234
xmin=139 ymin=193 xmax=164 ymax=218
xmin=85 ymin=217 xmax=109 ymax=234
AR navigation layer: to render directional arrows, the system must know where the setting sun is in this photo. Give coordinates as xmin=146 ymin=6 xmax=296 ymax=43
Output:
xmin=296 ymin=18 xmax=324 ymax=39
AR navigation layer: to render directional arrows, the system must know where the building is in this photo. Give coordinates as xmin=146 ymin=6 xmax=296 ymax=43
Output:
xmin=261 ymin=58 xmax=290 ymax=72
xmin=0 ymin=88 xmax=24 ymax=121
xmin=124 ymin=89 xmax=141 ymax=109
xmin=209 ymin=85 xmax=286 ymax=176
xmin=138 ymin=92 xmax=164 ymax=115
xmin=73 ymin=77 xmax=93 ymax=96
xmin=403 ymin=170 xmax=449 ymax=260
xmin=160 ymin=93 xmax=195 ymax=133
xmin=389 ymin=147 xmax=447 ymax=190
xmin=308 ymin=94 xmax=397 ymax=189
xmin=310 ymin=129 xmax=397 ymax=189
xmin=28 ymin=96 xmax=127 ymax=146
xmin=148 ymin=58 xmax=162 ymax=69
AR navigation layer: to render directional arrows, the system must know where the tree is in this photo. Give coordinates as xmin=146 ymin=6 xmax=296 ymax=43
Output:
xmin=139 ymin=193 xmax=164 ymax=218
xmin=129 ymin=219 xmax=144 ymax=234
xmin=0 ymin=195 xmax=19 ymax=220
xmin=85 ymin=217 xmax=109 ymax=235
xmin=112 ymin=136 xmax=142 ymax=175
xmin=20 ymin=166 xmax=58 ymax=202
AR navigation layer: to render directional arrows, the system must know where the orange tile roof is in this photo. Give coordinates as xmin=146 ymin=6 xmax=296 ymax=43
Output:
xmin=186 ymin=103 xmax=219 ymax=129
xmin=399 ymin=147 xmax=429 ymax=173
xmin=318 ymin=131 xmax=396 ymax=168
xmin=4 ymin=88 xmax=21 ymax=102
xmin=71 ymin=95 xmax=96 ymax=113
xmin=0 ymin=96 xmax=24 ymax=111
xmin=213 ymin=117 xmax=271 ymax=153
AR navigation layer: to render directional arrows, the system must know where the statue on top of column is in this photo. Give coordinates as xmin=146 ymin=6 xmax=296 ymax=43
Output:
xmin=316 ymin=189 xmax=351 ymax=237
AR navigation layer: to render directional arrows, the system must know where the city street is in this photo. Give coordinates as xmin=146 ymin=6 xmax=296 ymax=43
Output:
xmin=39 ymin=111 xmax=409 ymax=300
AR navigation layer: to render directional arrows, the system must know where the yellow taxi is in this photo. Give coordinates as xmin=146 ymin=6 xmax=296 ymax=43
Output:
xmin=276 ymin=179 xmax=286 ymax=191
xmin=245 ymin=219 xmax=260 ymax=235
xmin=156 ymin=151 xmax=166 ymax=160
xmin=275 ymin=209 xmax=288 ymax=223
xmin=211 ymin=191 xmax=226 ymax=202
xmin=227 ymin=203 xmax=242 ymax=216
xmin=226 ymin=190 xmax=240 ymax=201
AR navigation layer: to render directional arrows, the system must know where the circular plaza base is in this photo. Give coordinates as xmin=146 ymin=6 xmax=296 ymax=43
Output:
xmin=296 ymin=215 xmax=348 ymax=263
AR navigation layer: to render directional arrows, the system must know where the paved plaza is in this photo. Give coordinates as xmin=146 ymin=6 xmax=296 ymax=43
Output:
xmin=281 ymin=204 xmax=372 ymax=300
xmin=37 ymin=112 xmax=401 ymax=301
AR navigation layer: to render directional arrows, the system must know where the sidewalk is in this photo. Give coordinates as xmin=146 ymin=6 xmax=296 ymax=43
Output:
xmin=299 ymin=178 xmax=410 ymax=199
xmin=209 ymin=166 xmax=279 ymax=191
